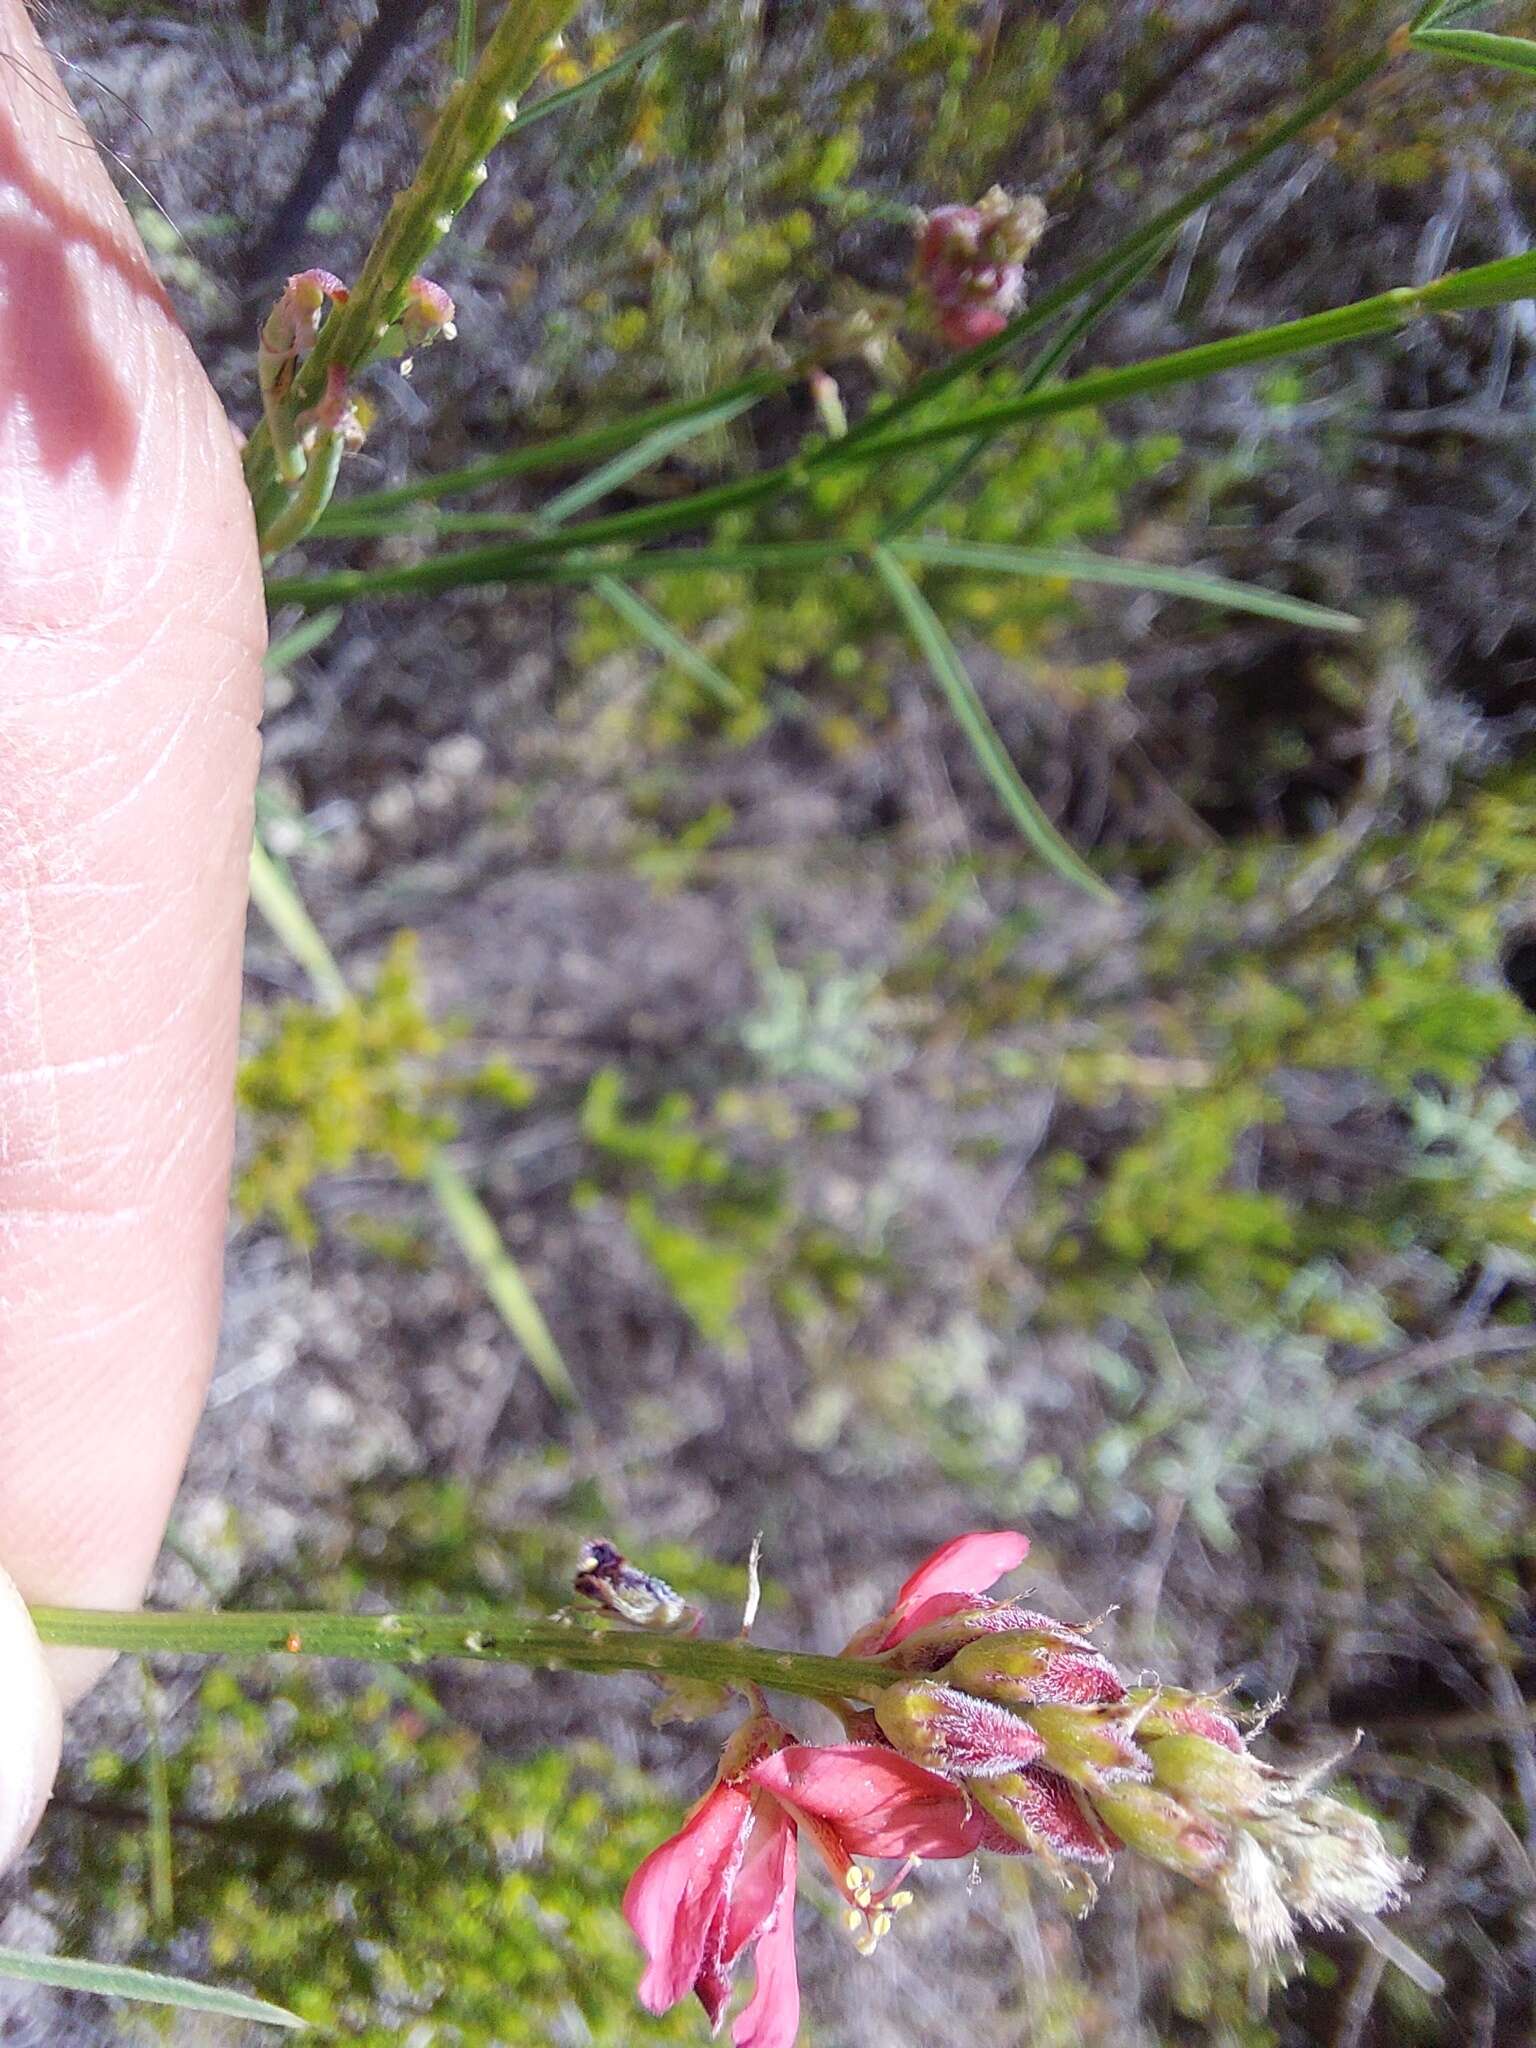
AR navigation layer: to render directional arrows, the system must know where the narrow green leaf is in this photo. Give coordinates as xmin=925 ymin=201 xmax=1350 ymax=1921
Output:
xmin=889 ymin=538 xmax=1361 ymax=633
xmin=1412 ymin=2 xmax=1494 ymax=27
xmin=320 ymin=373 xmax=781 ymax=525
xmin=247 ymin=840 xmax=350 ymax=1010
xmin=504 ymin=21 xmax=681 ymax=136
xmin=594 ymin=576 xmax=745 ymax=709
xmin=1410 ymin=26 xmax=1536 ymax=73
xmin=425 ymin=1157 xmax=578 ymax=1405
xmin=140 ymin=1665 xmax=174 ymax=1935
xmin=869 ymin=545 xmax=1114 ymax=902
xmin=263 ymin=607 xmax=343 ymax=674
xmin=266 ymin=541 xmax=856 ymax=606
xmin=832 ymin=47 xmax=1394 ymax=455
xmin=248 ymin=840 xmax=580 ymax=1407
xmin=0 ymin=1948 xmax=304 ymax=2030
xmin=848 ymin=252 xmax=1536 ymax=464
xmin=539 ymin=390 xmax=761 ymax=525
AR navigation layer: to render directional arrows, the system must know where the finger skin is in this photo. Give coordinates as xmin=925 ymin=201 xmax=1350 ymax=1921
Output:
xmin=0 ymin=0 xmax=265 ymax=1704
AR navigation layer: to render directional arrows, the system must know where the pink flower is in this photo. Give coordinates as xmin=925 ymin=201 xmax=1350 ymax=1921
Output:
xmin=624 ymin=1714 xmax=801 ymax=2048
xmin=749 ymin=1741 xmax=986 ymax=1950
xmin=913 ymin=189 xmax=1047 ymax=354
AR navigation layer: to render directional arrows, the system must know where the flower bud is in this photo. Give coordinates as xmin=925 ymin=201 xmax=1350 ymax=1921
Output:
xmin=945 ymin=1625 xmax=1125 ymax=1707
xmin=971 ymin=1765 xmax=1117 ymax=1870
xmin=1090 ymin=1781 xmax=1227 ymax=1878
xmin=914 ymin=188 xmax=1047 ymax=351
xmin=1025 ymin=1703 xmax=1151 ymax=1793
xmin=1126 ymin=1686 xmax=1244 ymax=1752
xmin=1144 ymin=1732 xmax=1273 ymax=1820
xmin=874 ymin=1679 xmax=1045 ymax=1780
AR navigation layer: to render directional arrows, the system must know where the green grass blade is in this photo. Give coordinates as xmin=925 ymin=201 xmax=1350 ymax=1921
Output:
xmin=316 ymin=373 xmax=782 ymax=526
xmin=889 ymin=538 xmax=1361 ymax=633
xmin=140 ymin=1665 xmax=174 ymax=1935
xmin=504 ymin=21 xmax=681 ymax=136
xmin=0 ymin=1948 xmax=304 ymax=2030
xmin=263 ymin=607 xmax=343 ymax=673
xmin=265 ymin=540 xmax=857 ymax=606
xmin=847 ymin=251 xmax=1536 ymax=463
xmin=1411 ymin=26 xmax=1536 ymax=73
xmin=832 ymin=47 xmax=1393 ymax=454
xmin=248 ymin=837 xmax=578 ymax=1405
xmin=248 ymin=840 xmax=350 ymax=1009
xmin=594 ymin=576 xmax=746 ymax=709
xmin=425 ymin=1156 xmax=578 ymax=1405
xmin=538 ymin=390 xmax=762 ymax=525
xmin=869 ymin=544 xmax=1113 ymax=902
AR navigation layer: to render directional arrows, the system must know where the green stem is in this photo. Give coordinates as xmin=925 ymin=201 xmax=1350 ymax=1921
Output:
xmin=246 ymin=0 xmax=579 ymax=536
xmin=29 ymin=1607 xmax=893 ymax=1706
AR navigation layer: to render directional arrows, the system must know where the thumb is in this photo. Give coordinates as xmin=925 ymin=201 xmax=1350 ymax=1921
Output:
xmin=0 ymin=1565 xmax=62 ymax=1871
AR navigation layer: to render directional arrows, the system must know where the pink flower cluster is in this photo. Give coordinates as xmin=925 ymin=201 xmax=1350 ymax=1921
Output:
xmin=914 ymin=189 xmax=1048 ymax=349
xmin=622 ymin=1529 xmax=1416 ymax=2045
xmin=625 ymin=1532 xmax=1113 ymax=2047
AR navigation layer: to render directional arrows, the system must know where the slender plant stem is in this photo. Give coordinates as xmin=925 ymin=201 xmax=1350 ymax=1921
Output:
xmin=29 ymin=1607 xmax=894 ymax=1706
xmin=246 ymin=0 xmax=580 ymax=535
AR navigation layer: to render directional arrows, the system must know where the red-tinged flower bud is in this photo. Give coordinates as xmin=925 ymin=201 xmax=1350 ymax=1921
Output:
xmin=874 ymin=1679 xmax=1046 ymax=1781
xmin=945 ymin=1625 xmax=1125 ymax=1707
xmin=295 ymin=366 xmax=367 ymax=453
xmin=1090 ymin=1781 xmax=1227 ymax=1878
xmin=1025 ymin=1703 xmax=1152 ymax=1793
xmin=971 ymin=1766 xmax=1118 ymax=1872
xmin=914 ymin=187 xmax=1047 ymax=353
xmin=1144 ymin=1732 xmax=1274 ymax=1820
xmin=400 ymin=275 xmax=458 ymax=349
xmin=1126 ymin=1686 xmax=1245 ymax=1752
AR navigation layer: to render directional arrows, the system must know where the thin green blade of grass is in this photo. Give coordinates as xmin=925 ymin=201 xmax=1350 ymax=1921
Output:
xmin=140 ymin=1664 xmax=174 ymax=1935
xmin=869 ymin=544 xmax=1113 ymax=903
xmin=830 ymin=47 xmax=1394 ymax=455
xmin=263 ymin=607 xmax=343 ymax=674
xmin=889 ymin=538 xmax=1361 ymax=634
xmin=843 ymin=250 xmax=1536 ymax=466
xmin=0 ymin=1949 xmax=304 ymax=2030
xmin=1411 ymin=27 xmax=1536 ymax=73
xmin=593 ymin=576 xmax=745 ymax=710
xmin=317 ymin=373 xmax=782 ymax=526
xmin=425 ymin=1156 xmax=577 ymax=1405
xmin=539 ymin=390 xmax=762 ymax=526
xmin=1412 ymin=1 xmax=1495 ymax=26
xmin=503 ymin=21 xmax=681 ymax=136
xmin=248 ymin=837 xmax=578 ymax=1406
xmin=276 ymin=247 xmax=1536 ymax=597
xmin=265 ymin=540 xmax=857 ymax=606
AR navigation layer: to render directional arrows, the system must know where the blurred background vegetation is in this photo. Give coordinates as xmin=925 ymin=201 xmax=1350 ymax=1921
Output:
xmin=8 ymin=1 xmax=1536 ymax=2042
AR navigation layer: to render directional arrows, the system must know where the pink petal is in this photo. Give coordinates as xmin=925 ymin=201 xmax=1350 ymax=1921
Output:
xmin=895 ymin=1531 xmax=1031 ymax=1608
xmin=862 ymin=1533 xmax=1031 ymax=1650
xmin=624 ymin=1781 xmax=752 ymax=2015
xmin=731 ymin=1825 xmax=800 ymax=2048
xmin=753 ymin=1744 xmax=984 ymax=1862
xmin=723 ymin=1799 xmax=796 ymax=1967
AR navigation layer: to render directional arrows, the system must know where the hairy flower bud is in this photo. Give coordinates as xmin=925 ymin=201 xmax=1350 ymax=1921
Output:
xmin=1026 ymin=1703 xmax=1152 ymax=1793
xmin=1126 ymin=1686 xmax=1245 ymax=1751
xmin=874 ymin=1679 xmax=1046 ymax=1780
xmin=1144 ymin=1731 xmax=1274 ymax=1819
xmin=945 ymin=1624 xmax=1125 ymax=1706
xmin=972 ymin=1766 xmax=1118 ymax=1878
xmin=1090 ymin=1781 xmax=1228 ymax=1877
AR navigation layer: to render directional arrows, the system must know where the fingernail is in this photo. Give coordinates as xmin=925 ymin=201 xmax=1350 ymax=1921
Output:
xmin=0 ymin=1565 xmax=63 ymax=1870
